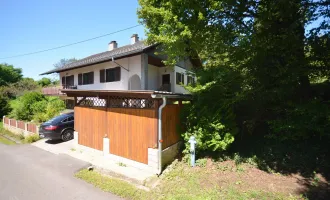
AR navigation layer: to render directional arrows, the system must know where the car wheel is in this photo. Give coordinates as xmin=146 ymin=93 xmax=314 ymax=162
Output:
xmin=61 ymin=129 xmax=74 ymax=142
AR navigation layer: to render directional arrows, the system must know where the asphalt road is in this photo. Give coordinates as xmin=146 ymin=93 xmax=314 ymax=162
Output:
xmin=0 ymin=143 xmax=121 ymax=200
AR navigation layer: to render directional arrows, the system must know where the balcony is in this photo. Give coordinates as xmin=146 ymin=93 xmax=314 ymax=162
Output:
xmin=42 ymin=85 xmax=77 ymax=96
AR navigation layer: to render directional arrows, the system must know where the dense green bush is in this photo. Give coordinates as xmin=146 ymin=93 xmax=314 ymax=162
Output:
xmin=0 ymin=91 xmax=11 ymax=118
xmin=9 ymin=92 xmax=65 ymax=122
xmin=32 ymin=97 xmax=65 ymax=122
xmin=181 ymin=67 xmax=241 ymax=154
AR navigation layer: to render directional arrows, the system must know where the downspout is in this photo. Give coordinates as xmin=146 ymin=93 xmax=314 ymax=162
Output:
xmin=157 ymin=97 xmax=167 ymax=175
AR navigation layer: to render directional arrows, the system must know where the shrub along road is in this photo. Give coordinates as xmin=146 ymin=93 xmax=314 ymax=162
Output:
xmin=0 ymin=143 xmax=120 ymax=200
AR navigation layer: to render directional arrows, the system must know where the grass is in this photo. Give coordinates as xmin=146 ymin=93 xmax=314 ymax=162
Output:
xmin=0 ymin=135 xmax=16 ymax=145
xmin=75 ymin=161 xmax=304 ymax=200
xmin=75 ymin=169 xmax=147 ymax=199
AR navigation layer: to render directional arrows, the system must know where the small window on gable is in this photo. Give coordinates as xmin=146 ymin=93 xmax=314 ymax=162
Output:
xmin=176 ymin=72 xmax=184 ymax=85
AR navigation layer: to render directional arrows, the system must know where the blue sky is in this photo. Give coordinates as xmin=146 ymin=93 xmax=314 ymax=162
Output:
xmin=0 ymin=0 xmax=145 ymax=80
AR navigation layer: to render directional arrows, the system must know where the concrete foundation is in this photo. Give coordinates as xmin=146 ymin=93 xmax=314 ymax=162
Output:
xmin=74 ymin=131 xmax=181 ymax=174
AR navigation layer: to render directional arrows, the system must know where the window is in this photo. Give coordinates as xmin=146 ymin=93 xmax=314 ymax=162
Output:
xmin=176 ymin=72 xmax=184 ymax=85
xmin=61 ymin=75 xmax=74 ymax=86
xmin=78 ymin=72 xmax=94 ymax=85
xmin=187 ymin=75 xmax=195 ymax=85
xmin=100 ymin=67 xmax=121 ymax=83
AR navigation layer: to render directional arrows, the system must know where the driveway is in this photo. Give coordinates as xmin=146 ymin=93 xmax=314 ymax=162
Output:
xmin=0 ymin=143 xmax=121 ymax=200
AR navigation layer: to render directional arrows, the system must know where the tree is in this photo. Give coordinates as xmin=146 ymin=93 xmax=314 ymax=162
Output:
xmin=0 ymin=90 xmax=11 ymax=118
xmin=0 ymin=63 xmax=22 ymax=86
xmin=138 ymin=0 xmax=330 ymax=152
xmin=54 ymin=58 xmax=77 ymax=69
xmin=1 ymin=78 xmax=40 ymax=99
xmin=37 ymin=77 xmax=52 ymax=87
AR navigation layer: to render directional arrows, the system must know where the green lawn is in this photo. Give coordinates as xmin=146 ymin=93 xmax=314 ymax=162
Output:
xmin=75 ymin=161 xmax=305 ymax=200
xmin=0 ymin=135 xmax=15 ymax=145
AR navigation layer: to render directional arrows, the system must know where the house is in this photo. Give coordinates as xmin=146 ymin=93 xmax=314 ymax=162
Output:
xmin=40 ymin=34 xmax=195 ymax=174
xmin=41 ymin=34 xmax=195 ymax=95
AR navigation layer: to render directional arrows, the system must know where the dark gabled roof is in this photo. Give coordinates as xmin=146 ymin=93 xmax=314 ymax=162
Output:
xmin=40 ymin=41 xmax=156 ymax=75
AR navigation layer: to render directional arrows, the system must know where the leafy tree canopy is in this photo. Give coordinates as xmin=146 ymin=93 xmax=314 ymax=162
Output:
xmin=0 ymin=63 xmax=23 ymax=86
xmin=138 ymin=0 xmax=330 ymax=152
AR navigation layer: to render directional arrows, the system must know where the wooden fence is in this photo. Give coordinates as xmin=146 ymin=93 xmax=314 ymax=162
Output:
xmin=2 ymin=116 xmax=39 ymax=134
xmin=74 ymin=104 xmax=181 ymax=165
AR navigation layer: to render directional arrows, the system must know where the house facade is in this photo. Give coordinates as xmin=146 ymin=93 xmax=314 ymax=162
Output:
xmin=40 ymin=34 xmax=195 ymax=174
xmin=42 ymin=34 xmax=195 ymax=94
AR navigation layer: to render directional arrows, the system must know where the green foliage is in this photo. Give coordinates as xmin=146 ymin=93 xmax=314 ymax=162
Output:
xmin=24 ymin=134 xmax=40 ymax=143
xmin=0 ymin=63 xmax=22 ymax=86
xmin=0 ymin=91 xmax=11 ymax=118
xmin=75 ymin=169 xmax=147 ymax=199
xmin=37 ymin=77 xmax=52 ymax=87
xmin=9 ymin=92 xmax=65 ymax=122
xmin=195 ymin=158 xmax=207 ymax=167
xmin=138 ymin=0 xmax=330 ymax=153
xmin=10 ymin=92 xmax=45 ymax=121
xmin=1 ymin=78 xmax=40 ymax=99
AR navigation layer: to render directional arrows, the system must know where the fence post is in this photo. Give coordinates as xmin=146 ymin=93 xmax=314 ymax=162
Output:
xmin=8 ymin=119 xmax=11 ymax=128
xmin=16 ymin=120 xmax=18 ymax=128
xmin=2 ymin=116 xmax=5 ymax=126
xmin=24 ymin=123 xmax=28 ymax=137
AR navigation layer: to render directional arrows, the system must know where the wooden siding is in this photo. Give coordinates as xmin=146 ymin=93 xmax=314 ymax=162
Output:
xmin=75 ymin=106 xmax=158 ymax=164
xmin=162 ymin=105 xmax=182 ymax=149
xmin=17 ymin=121 xmax=25 ymax=130
xmin=107 ymin=108 xmax=157 ymax=164
xmin=75 ymin=106 xmax=107 ymax=151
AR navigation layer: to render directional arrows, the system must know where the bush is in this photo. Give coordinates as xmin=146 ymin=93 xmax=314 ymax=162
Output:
xmin=0 ymin=91 xmax=11 ymax=117
xmin=10 ymin=92 xmax=45 ymax=121
xmin=9 ymin=92 xmax=65 ymax=122
xmin=24 ymin=134 xmax=40 ymax=143
xmin=181 ymin=67 xmax=241 ymax=155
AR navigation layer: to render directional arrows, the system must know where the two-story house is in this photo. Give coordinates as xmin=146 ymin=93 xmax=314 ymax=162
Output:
xmin=41 ymin=34 xmax=195 ymax=95
xmin=40 ymin=34 xmax=195 ymax=174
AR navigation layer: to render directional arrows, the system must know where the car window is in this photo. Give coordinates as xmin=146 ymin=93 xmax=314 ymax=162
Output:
xmin=67 ymin=116 xmax=74 ymax=122
xmin=62 ymin=118 xmax=68 ymax=123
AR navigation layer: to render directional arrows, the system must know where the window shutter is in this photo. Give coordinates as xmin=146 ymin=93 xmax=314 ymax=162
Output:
xmin=78 ymin=74 xmax=82 ymax=85
xmin=62 ymin=76 xmax=65 ymax=85
xmin=90 ymin=72 xmax=94 ymax=84
xmin=115 ymin=67 xmax=121 ymax=81
xmin=100 ymin=69 xmax=105 ymax=83
xmin=181 ymin=74 xmax=185 ymax=85
xmin=176 ymin=72 xmax=180 ymax=84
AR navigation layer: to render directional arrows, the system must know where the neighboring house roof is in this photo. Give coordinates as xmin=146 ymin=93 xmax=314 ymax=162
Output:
xmin=40 ymin=41 xmax=156 ymax=75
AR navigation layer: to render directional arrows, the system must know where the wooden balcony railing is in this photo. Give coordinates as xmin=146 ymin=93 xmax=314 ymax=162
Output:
xmin=42 ymin=85 xmax=77 ymax=96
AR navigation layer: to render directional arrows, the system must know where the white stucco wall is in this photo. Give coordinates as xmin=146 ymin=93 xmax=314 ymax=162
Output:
xmin=158 ymin=67 xmax=175 ymax=92
xmin=174 ymin=66 xmax=195 ymax=94
xmin=59 ymin=55 xmax=142 ymax=90
xmin=148 ymin=64 xmax=159 ymax=90
xmin=58 ymin=55 xmax=194 ymax=93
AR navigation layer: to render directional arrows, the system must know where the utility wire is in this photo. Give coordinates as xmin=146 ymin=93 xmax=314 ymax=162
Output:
xmin=0 ymin=24 xmax=142 ymax=60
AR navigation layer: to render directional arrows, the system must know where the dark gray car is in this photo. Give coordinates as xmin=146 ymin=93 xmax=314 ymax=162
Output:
xmin=39 ymin=112 xmax=74 ymax=142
